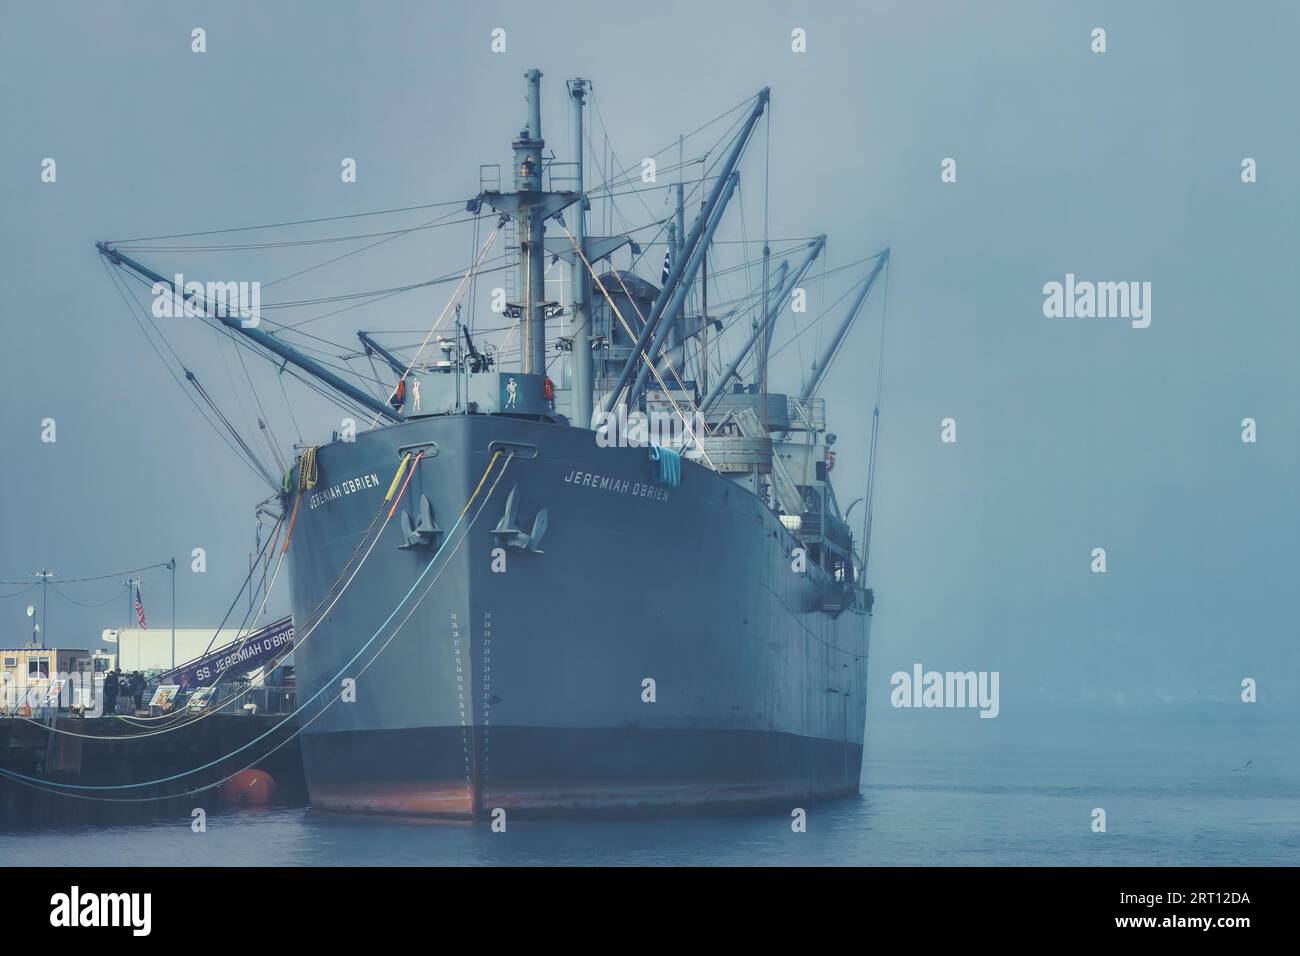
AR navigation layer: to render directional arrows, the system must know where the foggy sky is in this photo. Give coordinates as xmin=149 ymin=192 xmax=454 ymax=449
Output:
xmin=2 ymin=0 xmax=1296 ymax=739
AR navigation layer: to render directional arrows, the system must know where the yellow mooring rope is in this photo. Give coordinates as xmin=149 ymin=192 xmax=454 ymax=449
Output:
xmin=298 ymin=446 xmax=319 ymax=491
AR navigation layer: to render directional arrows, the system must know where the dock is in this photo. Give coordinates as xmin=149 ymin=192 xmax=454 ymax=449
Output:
xmin=0 ymin=711 xmax=306 ymax=826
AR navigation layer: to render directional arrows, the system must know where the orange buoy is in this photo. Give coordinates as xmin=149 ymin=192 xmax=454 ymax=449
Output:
xmin=222 ymin=768 xmax=277 ymax=808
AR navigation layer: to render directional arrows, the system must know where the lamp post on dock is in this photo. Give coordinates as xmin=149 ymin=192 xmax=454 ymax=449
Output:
xmin=32 ymin=569 xmax=54 ymax=647
xmin=169 ymin=557 xmax=176 ymax=669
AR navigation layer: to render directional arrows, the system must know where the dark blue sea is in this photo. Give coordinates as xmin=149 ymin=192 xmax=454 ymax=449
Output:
xmin=2 ymin=710 xmax=1295 ymax=866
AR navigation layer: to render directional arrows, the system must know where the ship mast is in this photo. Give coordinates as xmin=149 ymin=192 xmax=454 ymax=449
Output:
xmin=568 ymin=78 xmax=593 ymax=429
xmin=517 ymin=69 xmax=548 ymax=376
xmin=469 ymin=71 xmax=580 ymax=381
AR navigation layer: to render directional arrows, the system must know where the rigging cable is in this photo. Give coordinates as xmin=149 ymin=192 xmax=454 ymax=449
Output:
xmin=111 ymin=262 xmax=385 ymax=426
xmin=765 ymin=251 xmax=890 ymax=365
xmin=275 ymin=365 xmax=305 ymax=445
xmin=185 ymin=371 xmax=280 ymax=489
xmin=100 ymin=257 xmax=278 ymax=490
xmin=213 ymin=330 xmax=279 ymax=479
xmin=255 ymin=206 xmax=478 ymax=294
xmin=227 ymin=328 xmax=288 ymax=474
xmin=862 ymin=259 xmax=891 ymax=577
xmin=112 ymin=214 xmax=488 ymax=253
xmin=106 ymin=197 xmax=475 ymax=245
xmin=366 ymin=223 xmax=502 ymax=427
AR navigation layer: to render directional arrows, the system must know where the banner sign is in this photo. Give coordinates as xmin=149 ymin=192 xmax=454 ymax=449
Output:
xmin=163 ymin=617 xmax=294 ymax=690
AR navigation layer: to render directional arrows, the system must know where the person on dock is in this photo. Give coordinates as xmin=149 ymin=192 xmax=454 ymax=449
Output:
xmin=130 ymin=671 xmax=145 ymax=711
xmin=102 ymin=669 xmax=118 ymax=715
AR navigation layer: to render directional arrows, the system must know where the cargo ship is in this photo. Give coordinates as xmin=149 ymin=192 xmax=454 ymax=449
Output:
xmin=97 ymin=69 xmax=890 ymax=818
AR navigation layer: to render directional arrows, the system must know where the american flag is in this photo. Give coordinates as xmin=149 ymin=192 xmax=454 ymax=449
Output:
xmin=134 ymin=583 xmax=147 ymax=629
xmin=661 ymin=248 xmax=671 ymax=285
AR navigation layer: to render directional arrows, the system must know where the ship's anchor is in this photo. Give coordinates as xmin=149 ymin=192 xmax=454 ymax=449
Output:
xmin=399 ymin=494 xmax=442 ymax=550
xmin=491 ymin=485 xmax=547 ymax=553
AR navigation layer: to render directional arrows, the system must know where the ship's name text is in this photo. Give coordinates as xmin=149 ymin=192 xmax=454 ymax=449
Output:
xmin=308 ymin=472 xmax=381 ymax=509
xmin=563 ymin=469 xmax=670 ymax=502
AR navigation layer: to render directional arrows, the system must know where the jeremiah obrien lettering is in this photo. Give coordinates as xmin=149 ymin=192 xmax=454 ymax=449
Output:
xmin=563 ymin=469 xmax=670 ymax=502
xmin=309 ymin=472 xmax=381 ymax=509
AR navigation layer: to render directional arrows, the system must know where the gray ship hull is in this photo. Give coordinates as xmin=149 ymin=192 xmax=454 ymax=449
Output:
xmin=286 ymin=414 xmax=870 ymax=818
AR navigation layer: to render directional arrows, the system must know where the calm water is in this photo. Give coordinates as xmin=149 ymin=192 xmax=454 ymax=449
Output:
xmin=3 ymin=711 xmax=1296 ymax=866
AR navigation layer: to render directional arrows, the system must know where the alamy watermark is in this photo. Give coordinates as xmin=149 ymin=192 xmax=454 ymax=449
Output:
xmin=49 ymin=887 xmax=151 ymax=936
xmin=151 ymin=273 xmax=261 ymax=328
xmin=591 ymin=403 xmax=705 ymax=459
xmin=0 ymin=669 xmax=102 ymax=717
xmin=1043 ymin=273 xmax=1151 ymax=329
xmin=890 ymin=663 xmax=1000 ymax=718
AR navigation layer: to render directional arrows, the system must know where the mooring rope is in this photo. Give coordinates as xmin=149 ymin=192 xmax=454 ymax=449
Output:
xmin=12 ymin=451 xmax=422 ymax=742
xmin=0 ymin=451 xmax=509 ymax=793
